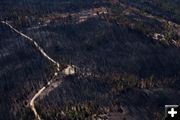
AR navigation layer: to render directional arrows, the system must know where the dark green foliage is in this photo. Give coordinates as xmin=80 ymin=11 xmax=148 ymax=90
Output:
xmin=20 ymin=107 xmax=35 ymax=120
xmin=1 ymin=1 xmax=180 ymax=120
xmin=121 ymin=0 xmax=180 ymax=23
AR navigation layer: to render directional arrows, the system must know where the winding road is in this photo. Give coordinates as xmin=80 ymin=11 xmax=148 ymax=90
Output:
xmin=1 ymin=21 xmax=76 ymax=120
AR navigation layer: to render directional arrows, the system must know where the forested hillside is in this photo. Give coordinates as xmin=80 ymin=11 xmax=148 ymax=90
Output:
xmin=0 ymin=0 xmax=180 ymax=120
